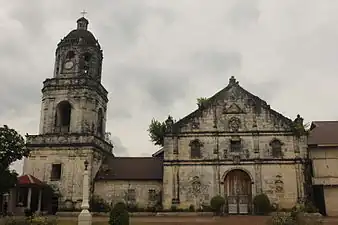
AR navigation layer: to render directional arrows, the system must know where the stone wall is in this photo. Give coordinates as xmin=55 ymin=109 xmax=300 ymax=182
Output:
xmin=39 ymin=86 xmax=108 ymax=136
xmin=23 ymin=147 xmax=104 ymax=208
xmin=162 ymin=163 xmax=302 ymax=210
xmin=94 ymin=180 xmax=162 ymax=209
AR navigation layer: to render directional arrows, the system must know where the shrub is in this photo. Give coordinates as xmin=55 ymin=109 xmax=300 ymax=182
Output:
xmin=2 ymin=216 xmax=57 ymax=225
xmin=210 ymin=195 xmax=225 ymax=215
xmin=109 ymin=202 xmax=130 ymax=225
xmin=303 ymin=201 xmax=319 ymax=213
xmin=24 ymin=208 xmax=33 ymax=218
xmin=188 ymin=204 xmax=195 ymax=212
xmin=90 ymin=195 xmax=111 ymax=212
xmin=170 ymin=205 xmax=177 ymax=212
xmin=253 ymin=193 xmax=271 ymax=215
xmin=267 ymin=212 xmax=295 ymax=225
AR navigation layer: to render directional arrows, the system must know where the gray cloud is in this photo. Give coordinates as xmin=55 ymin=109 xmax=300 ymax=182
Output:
xmin=191 ymin=50 xmax=242 ymax=73
xmin=1 ymin=0 xmax=338 ymax=173
xmin=110 ymin=136 xmax=129 ymax=157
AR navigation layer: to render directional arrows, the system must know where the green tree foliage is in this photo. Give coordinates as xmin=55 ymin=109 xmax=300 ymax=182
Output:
xmin=196 ymin=97 xmax=208 ymax=108
xmin=148 ymin=119 xmax=167 ymax=147
xmin=0 ymin=125 xmax=29 ymax=194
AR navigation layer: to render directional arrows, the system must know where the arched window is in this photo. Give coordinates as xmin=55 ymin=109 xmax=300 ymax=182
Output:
xmin=82 ymin=52 xmax=92 ymax=75
xmin=270 ymin=139 xmax=282 ymax=157
xmin=55 ymin=101 xmax=72 ymax=133
xmin=97 ymin=108 xmax=104 ymax=136
xmin=66 ymin=51 xmax=75 ymax=59
xmin=190 ymin=140 xmax=202 ymax=158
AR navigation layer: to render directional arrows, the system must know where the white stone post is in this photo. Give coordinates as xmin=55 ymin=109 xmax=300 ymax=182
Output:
xmin=37 ymin=189 xmax=42 ymax=213
xmin=27 ymin=188 xmax=32 ymax=209
xmin=78 ymin=160 xmax=92 ymax=225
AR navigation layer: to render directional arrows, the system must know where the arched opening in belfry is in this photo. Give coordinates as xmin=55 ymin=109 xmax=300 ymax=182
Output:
xmin=66 ymin=51 xmax=75 ymax=59
xmin=55 ymin=101 xmax=72 ymax=133
xmin=82 ymin=52 xmax=92 ymax=75
xmin=97 ymin=108 xmax=104 ymax=136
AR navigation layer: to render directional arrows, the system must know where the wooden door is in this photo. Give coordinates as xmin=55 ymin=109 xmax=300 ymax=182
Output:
xmin=224 ymin=169 xmax=252 ymax=214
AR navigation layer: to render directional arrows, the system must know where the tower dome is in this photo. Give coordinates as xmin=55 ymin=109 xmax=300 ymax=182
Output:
xmin=53 ymin=17 xmax=103 ymax=80
xmin=57 ymin=17 xmax=100 ymax=48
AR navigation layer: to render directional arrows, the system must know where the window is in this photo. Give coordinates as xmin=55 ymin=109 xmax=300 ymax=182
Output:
xmin=66 ymin=51 xmax=75 ymax=59
xmin=230 ymin=140 xmax=241 ymax=152
xmin=148 ymin=189 xmax=156 ymax=202
xmin=270 ymin=139 xmax=282 ymax=157
xmin=51 ymin=164 xmax=62 ymax=181
xmin=127 ymin=189 xmax=136 ymax=202
xmin=190 ymin=140 xmax=202 ymax=158
xmin=55 ymin=101 xmax=72 ymax=133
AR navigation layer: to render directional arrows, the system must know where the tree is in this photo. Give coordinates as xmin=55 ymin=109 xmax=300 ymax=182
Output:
xmin=0 ymin=125 xmax=29 ymax=194
xmin=196 ymin=97 xmax=208 ymax=108
xmin=148 ymin=119 xmax=167 ymax=147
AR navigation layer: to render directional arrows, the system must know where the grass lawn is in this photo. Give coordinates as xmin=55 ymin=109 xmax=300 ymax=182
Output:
xmin=57 ymin=216 xmax=270 ymax=225
xmin=56 ymin=216 xmax=338 ymax=225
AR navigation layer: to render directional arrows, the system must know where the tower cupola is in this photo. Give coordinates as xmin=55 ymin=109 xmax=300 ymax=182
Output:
xmin=53 ymin=17 xmax=103 ymax=81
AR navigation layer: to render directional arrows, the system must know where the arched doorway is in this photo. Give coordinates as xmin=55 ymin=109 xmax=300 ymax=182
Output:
xmin=224 ymin=169 xmax=252 ymax=214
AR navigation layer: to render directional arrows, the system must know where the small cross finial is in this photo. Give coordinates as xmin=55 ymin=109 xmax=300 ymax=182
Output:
xmin=80 ymin=10 xmax=87 ymax=18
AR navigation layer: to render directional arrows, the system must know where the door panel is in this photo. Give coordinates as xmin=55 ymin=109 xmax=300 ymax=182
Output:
xmin=224 ymin=170 xmax=252 ymax=214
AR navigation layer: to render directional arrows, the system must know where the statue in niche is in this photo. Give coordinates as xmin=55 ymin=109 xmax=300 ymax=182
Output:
xmin=191 ymin=120 xmax=200 ymax=129
xmin=275 ymin=175 xmax=284 ymax=193
xmin=228 ymin=117 xmax=240 ymax=132
xmin=233 ymin=155 xmax=241 ymax=164
xmin=192 ymin=176 xmax=201 ymax=196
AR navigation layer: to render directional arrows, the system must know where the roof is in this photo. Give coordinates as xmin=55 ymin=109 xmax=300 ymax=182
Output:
xmin=58 ymin=29 xmax=98 ymax=46
xmin=57 ymin=17 xmax=99 ymax=47
xmin=18 ymin=174 xmax=45 ymax=186
xmin=95 ymin=157 xmax=163 ymax=181
xmin=308 ymin=121 xmax=338 ymax=146
xmin=152 ymin=148 xmax=164 ymax=157
xmin=171 ymin=76 xmax=293 ymax=132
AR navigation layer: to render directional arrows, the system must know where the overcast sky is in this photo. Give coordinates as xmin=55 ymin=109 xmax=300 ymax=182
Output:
xmin=2 ymin=0 xmax=338 ymax=174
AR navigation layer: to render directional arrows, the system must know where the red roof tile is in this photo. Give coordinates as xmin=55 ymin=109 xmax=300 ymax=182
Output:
xmin=18 ymin=174 xmax=45 ymax=186
xmin=95 ymin=157 xmax=163 ymax=181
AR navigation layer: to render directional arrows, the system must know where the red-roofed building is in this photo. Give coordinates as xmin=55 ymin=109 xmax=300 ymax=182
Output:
xmin=6 ymin=174 xmax=54 ymax=215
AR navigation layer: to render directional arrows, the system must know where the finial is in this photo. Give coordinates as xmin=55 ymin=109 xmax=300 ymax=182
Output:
xmin=229 ymin=76 xmax=237 ymax=85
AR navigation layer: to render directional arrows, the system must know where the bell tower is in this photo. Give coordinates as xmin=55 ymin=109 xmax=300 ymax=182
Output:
xmin=24 ymin=17 xmax=113 ymax=209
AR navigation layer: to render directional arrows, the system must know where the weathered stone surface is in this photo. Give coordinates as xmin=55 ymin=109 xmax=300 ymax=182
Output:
xmin=162 ymin=77 xmax=307 ymax=211
xmin=94 ymin=180 xmax=162 ymax=208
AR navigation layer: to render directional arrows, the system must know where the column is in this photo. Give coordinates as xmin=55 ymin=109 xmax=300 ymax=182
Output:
xmin=78 ymin=160 xmax=92 ymax=225
xmin=27 ymin=188 xmax=32 ymax=209
xmin=37 ymin=189 xmax=42 ymax=213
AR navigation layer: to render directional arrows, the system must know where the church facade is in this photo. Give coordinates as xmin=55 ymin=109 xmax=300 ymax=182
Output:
xmin=21 ymin=17 xmax=309 ymax=215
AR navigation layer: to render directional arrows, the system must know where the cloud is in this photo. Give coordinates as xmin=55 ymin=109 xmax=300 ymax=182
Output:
xmin=1 ymin=0 xmax=338 ymax=174
xmin=110 ymin=136 xmax=129 ymax=157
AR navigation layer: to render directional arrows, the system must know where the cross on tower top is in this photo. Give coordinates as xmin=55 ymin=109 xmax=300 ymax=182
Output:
xmin=80 ymin=10 xmax=87 ymax=18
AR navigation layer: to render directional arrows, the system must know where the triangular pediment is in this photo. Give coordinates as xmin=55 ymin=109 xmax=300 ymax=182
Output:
xmin=223 ymin=103 xmax=245 ymax=114
xmin=172 ymin=76 xmax=294 ymax=131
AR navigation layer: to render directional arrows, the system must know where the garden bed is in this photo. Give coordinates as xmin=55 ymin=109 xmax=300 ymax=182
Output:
xmin=56 ymin=211 xmax=214 ymax=217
